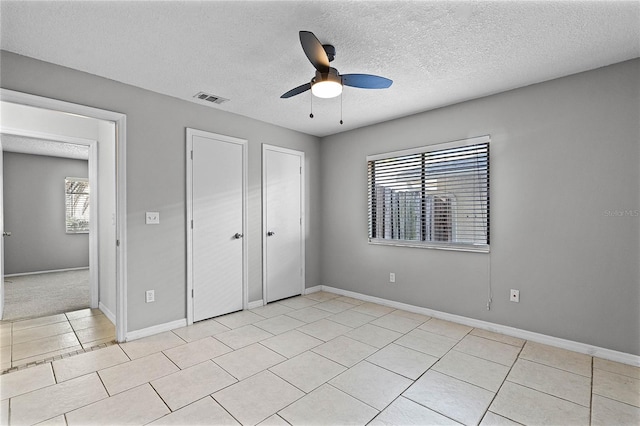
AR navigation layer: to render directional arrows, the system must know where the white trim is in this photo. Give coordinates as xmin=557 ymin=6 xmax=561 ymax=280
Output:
xmin=5 ymin=266 xmax=89 ymax=277
xmin=99 ymin=301 xmax=116 ymax=324
xmin=367 ymin=134 xmax=490 ymax=161
xmin=186 ymin=128 xmax=248 ymax=325
xmin=125 ymin=318 xmax=187 ymax=342
xmin=262 ymin=144 xmax=306 ymax=304
xmin=248 ymin=300 xmax=264 ymax=309
xmin=0 ymin=142 xmax=4 ymax=319
xmin=321 ymin=285 xmax=640 ymax=367
xmin=185 ymin=130 xmax=193 ymax=325
xmin=0 ymin=127 xmax=97 ymax=147
xmin=1 ymin=89 xmax=128 ymax=343
xmin=304 ymin=286 xmax=322 ymax=295
xmin=88 ymin=142 xmax=99 ymax=309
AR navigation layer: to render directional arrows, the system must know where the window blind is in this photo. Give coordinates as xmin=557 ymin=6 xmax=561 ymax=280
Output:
xmin=65 ymin=177 xmax=90 ymax=233
xmin=367 ymin=136 xmax=489 ymax=251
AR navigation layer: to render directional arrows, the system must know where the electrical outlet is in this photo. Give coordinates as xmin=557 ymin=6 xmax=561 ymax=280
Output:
xmin=145 ymin=212 xmax=160 ymax=225
xmin=510 ymin=289 xmax=520 ymax=303
xmin=146 ymin=290 xmax=155 ymax=303
xmin=389 ymin=272 xmax=396 ymax=283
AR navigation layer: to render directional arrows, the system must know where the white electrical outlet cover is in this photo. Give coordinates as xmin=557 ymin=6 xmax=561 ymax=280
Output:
xmin=145 ymin=212 xmax=160 ymax=225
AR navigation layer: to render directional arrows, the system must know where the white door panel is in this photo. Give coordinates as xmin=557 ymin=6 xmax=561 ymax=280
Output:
xmin=264 ymin=146 xmax=304 ymax=303
xmin=191 ymin=132 xmax=245 ymax=322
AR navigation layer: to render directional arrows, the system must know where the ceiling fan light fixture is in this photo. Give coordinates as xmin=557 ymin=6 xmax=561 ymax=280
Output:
xmin=312 ymin=80 xmax=342 ymax=98
xmin=311 ymin=69 xmax=342 ymax=98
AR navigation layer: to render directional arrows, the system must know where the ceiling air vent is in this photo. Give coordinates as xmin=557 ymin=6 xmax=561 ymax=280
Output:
xmin=193 ymin=92 xmax=229 ymax=105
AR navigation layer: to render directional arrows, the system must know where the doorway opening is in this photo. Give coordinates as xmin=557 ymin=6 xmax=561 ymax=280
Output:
xmin=2 ymin=137 xmax=94 ymax=320
xmin=0 ymin=89 xmax=127 ymax=370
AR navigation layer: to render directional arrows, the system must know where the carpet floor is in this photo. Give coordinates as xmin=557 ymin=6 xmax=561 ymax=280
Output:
xmin=2 ymin=269 xmax=90 ymax=321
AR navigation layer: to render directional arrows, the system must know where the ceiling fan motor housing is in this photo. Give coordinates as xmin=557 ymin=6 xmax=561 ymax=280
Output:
xmin=313 ymin=67 xmax=341 ymax=85
xmin=323 ymin=44 xmax=336 ymax=62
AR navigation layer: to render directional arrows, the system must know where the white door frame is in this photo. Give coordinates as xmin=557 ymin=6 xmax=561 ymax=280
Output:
xmin=185 ymin=128 xmax=248 ymax=325
xmin=262 ymin=144 xmax=305 ymax=304
xmin=0 ymin=128 xmax=100 ymax=310
xmin=0 ymin=89 xmax=128 ymax=343
xmin=0 ymin=141 xmax=3 ymax=318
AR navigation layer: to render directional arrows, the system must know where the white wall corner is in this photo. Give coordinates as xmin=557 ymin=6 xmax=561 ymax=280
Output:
xmin=99 ymin=301 xmax=116 ymax=325
xmin=304 ymin=285 xmax=322 ymax=295
xmin=320 ymin=285 xmax=640 ymax=367
xmin=248 ymin=300 xmax=264 ymax=309
xmin=125 ymin=318 xmax=187 ymax=342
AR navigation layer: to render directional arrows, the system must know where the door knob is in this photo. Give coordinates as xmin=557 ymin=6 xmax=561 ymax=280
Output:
xmin=233 ymin=233 xmax=243 ymax=239
xmin=2 ymin=231 xmax=11 ymax=237
xmin=267 ymin=231 xmax=275 ymax=236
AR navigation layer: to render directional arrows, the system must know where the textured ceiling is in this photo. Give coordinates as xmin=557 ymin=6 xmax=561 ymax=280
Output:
xmin=1 ymin=134 xmax=89 ymax=160
xmin=1 ymin=1 xmax=639 ymax=137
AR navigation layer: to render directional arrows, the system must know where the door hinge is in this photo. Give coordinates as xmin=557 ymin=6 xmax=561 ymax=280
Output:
xmin=116 ymin=239 xmax=120 ymax=247
xmin=300 ymin=166 xmax=302 ymax=174
xmin=191 ymin=220 xmax=193 ymax=229
xmin=192 ymin=289 xmax=194 ymax=298
xmin=190 ymin=150 xmax=193 ymax=160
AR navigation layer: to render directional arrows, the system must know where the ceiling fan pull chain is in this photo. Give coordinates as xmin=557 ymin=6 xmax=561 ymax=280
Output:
xmin=309 ymin=90 xmax=314 ymax=118
xmin=340 ymin=91 xmax=344 ymax=125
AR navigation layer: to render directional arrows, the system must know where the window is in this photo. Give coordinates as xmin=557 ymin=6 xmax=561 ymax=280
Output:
xmin=368 ymin=136 xmax=489 ymax=251
xmin=65 ymin=177 xmax=90 ymax=233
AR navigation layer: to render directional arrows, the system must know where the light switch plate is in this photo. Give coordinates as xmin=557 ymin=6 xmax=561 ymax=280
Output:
xmin=145 ymin=212 xmax=160 ymax=225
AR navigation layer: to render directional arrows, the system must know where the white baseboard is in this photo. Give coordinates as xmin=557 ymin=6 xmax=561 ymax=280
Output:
xmin=99 ymin=302 xmax=116 ymax=325
xmin=304 ymin=285 xmax=322 ymax=295
xmin=321 ymin=285 xmax=640 ymax=367
xmin=125 ymin=318 xmax=187 ymax=342
xmin=248 ymin=300 xmax=264 ymax=309
xmin=5 ymin=266 xmax=89 ymax=277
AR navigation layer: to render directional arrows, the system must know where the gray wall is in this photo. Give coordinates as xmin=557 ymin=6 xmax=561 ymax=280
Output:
xmin=320 ymin=58 xmax=640 ymax=356
xmin=2 ymin=49 xmax=638 ymax=356
xmin=3 ymin=151 xmax=89 ymax=274
xmin=0 ymin=50 xmax=322 ymax=332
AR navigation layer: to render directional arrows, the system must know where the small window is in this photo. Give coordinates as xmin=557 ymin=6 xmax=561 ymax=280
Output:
xmin=367 ymin=136 xmax=489 ymax=251
xmin=65 ymin=177 xmax=90 ymax=233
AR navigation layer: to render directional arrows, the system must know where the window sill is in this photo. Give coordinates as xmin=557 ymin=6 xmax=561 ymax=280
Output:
xmin=368 ymin=238 xmax=489 ymax=253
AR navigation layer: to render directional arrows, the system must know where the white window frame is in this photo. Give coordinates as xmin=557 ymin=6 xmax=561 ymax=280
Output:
xmin=367 ymin=135 xmax=490 ymax=253
xmin=65 ymin=177 xmax=90 ymax=234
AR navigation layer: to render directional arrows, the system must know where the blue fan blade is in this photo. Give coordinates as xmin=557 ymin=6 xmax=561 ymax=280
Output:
xmin=342 ymin=74 xmax=392 ymax=89
xmin=281 ymin=82 xmax=312 ymax=98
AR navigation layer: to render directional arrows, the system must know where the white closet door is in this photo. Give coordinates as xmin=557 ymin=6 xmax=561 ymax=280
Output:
xmin=190 ymin=131 xmax=245 ymax=322
xmin=263 ymin=145 xmax=304 ymax=303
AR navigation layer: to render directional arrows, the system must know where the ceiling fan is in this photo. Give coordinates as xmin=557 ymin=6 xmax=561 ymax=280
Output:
xmin=281 ymin=31 xmax=393 ymax=99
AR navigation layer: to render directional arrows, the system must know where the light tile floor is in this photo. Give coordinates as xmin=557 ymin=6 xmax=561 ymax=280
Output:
xmin=0 ymin=291 xmax=638 ymax=425
xmin=1 ymin=308 xmax=116 ymax=371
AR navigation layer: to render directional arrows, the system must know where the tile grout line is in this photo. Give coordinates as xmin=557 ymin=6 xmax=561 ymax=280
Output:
xmin=589 ymin=355 xmax=594 ymax=426
xmin=397 ymin=328 xmax=476 ymax=423
xmin=6 ymin=297 xmax=632 ymax=425
xmin=2 ymin=340 xmax=118 ymax=375
xmin=477 ymin=340 xmax=526 ymax=425
xmin=209 ymin=394 xmax=245 ymax=425
xmin=3 ymin=309 xmax=116 ymax=374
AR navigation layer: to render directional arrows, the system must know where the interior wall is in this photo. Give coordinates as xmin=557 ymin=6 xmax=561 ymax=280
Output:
xmin=320 ymin=58 xmax=640 ymax=356
xmin=2 ymin=151 xmax=89 ymax=274
xmin=0 ymin=50 xmax=322 ymax=332
xmin=97 ymin=120 xmax=117 ymax=316
xmin=0 ymin=101 xmax=118 ymax=317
